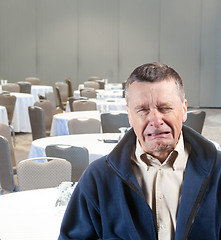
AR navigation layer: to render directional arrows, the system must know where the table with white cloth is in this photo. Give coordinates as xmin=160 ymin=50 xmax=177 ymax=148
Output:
xmin=11 ymin=92 xmax=34 ymax=132
xmin=31 ymin=85 xmax=54 ymax=102
xmin=74 ymin=89 xmax=124 ymax=99
xmin=0 ymin=105 xmax=8 ymax=125
xmin=105 ymin=83 xmax=123 ymax=90
xmin=28 ymin=133 xmax=120 ymax=164
xmin=0 ymin=187 xmax=76 ymax=240
xmin=50 ymin=110 xmax=101 ymax=136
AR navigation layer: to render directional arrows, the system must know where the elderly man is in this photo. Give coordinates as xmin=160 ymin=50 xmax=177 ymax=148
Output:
xmin=59 ymin=62 xmax=221 ymax=240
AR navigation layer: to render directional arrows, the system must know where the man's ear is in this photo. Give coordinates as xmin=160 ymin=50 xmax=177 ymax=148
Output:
xmin=182 ymin=99 xmax=188 ymax=122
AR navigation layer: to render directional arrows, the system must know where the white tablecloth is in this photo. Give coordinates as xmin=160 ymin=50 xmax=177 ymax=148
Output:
xmin=11 ymin=92 xmax=34 ymax=132
xmin=50 ymin=110 xmax=101 ymax=136
xmin=0 ymin=105 xmax=8 ymax=125
xmin=74 ymin=89 xmax=124 ymax=99
xmin=29 ymin=133 xmax=119 ymax=164
xmin=0 ymin=188 xmax=67 ymax=240
xmin=31 ymin=85 xmax=53 ymax=102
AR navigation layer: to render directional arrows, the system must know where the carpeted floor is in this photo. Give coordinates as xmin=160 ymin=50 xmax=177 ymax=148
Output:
xmin=13 ymin=108 xmax=221 ymax=165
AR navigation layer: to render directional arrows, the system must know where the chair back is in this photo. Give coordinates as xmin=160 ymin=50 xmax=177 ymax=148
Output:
xmin=0 ymin=136 xmax=16 ymax=193
xmin=2 ymin=83 xmax=20 ymax=93
xmin=55 ymin=82 xmax=68 ymax=102
xmin=28 ymin=106 xmax=46 ymax=140
xmin=68 ymin=97 xmax=88 ymax=112
xmin=17 ymin=157 xmax=72 ymax=191
xmin=34 ymin=100 xmax=56 ymax=134
xmin=0 ymin=123 xmax=16 ymax=168
xmin=184 ymin=110 xmax=206 ymax=134
xmin=55 ymin=87 xmax=65 ymax=111
xmin=45 ymin=145 xmax=89 ymax=182
xmin=0 ymin=94 xmax=16 ymax=124
xmin=88 ymin=76 xmax=102 ymax=81
xmin=84 ymin=81 xmax=100 ymax=89
xmin=45 ymin=91 xmax=57 ymax=109
xmin=101 ymin=112 xmax=130 ymax=133
xmin=65 ymin=78 xmax=73 ymax=97
xmin=80 ymin=88 xmax=97 ymax=98
xmin=72 ymin=100 xmax=97 ymax=111
xmin=68 ymin=118 xmax=101 ymax=134
xmin=17 ymin=81 xmax=31 ymax=93
xmin=25 ymin=77 xmax=40 ymax=85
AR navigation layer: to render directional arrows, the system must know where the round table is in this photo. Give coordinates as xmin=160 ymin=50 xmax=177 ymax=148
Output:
xmin=29 ymin=133 xmax=120 ymax=164
xmin=0 ymin=105 xmax=8 ymax=125
xmin=31 ymin=85 xmax=54 ymax=102
xmin=0 ymin=187 xmax=70 ymax=240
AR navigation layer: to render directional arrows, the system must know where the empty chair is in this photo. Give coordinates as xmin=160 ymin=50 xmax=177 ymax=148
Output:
xmin=80 ymin=88 xmax=97 ymax=98
xmin=55 ymin=82 xmax=69 ymax=102
xmin=0 ymin=123 xmax=16 ymax=172
xmin=184 ymin=110 xmax=206 ymax=134
xmin=0 ymin=94 xmax=17 ymax=145
xmin=68 ymin=118 xmax=101 ymax=134
xmin=84 ymin=81 xmax=100 ymax=89
xmin=72 ymin=100 xmax=97 ymax=111
xmin=25 ymin=77 xmax=40 ymax=85
xmin=17 ymin=157 xmax=72 ymax=191
xmin=17 ymin=81 xmax=31 ymax=93
xmin=46 ymin=144 xmax=89 ymax=182
xmin=101 ymin=112 xmax=130 ymax=133
xmin=88 ymin=76 xmax=102 ymax=81
xmin=28 ymin=106 xmax=46 ymax=140
xmin=55 ymin=86 xmax=66 ymax=111
xmin=2 ymin=83 xmax=20 ymax=93
xmin=68 ymin=96 xmax=88 ymax=112
xmin=34 ymin=100 xmax=56 ymax=135
xmin=0 ymin=136 xmax=17 ymax=193
xmin=65 ymin=78 xmax=73 ymax=97
xmin=45 ymin=91 xmax=57 ymax=109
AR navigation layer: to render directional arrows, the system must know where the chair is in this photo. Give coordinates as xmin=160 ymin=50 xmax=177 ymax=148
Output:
xmin=17 ymin=157 xmax=72 ymax=191
xmin=184 ymin=110 xmax=206 ymax=134
xmin=84 ymin=81 xmax=100 ymax=89
xmin=0 ymin=123 xmax=16 ymax=171
xmin=25 ymin=77 xmax=40 ymax=85
xmin=55 ymin=82 xmax=69 ymax=103
xmin=45 ymin=145 xmax=89 ymax=182
xmin=88 ymin=76 xmax=102 ymax=81
xmin=2 ymin=83 xmax=20 ymax=93
xmin=45 ymin=91 xmax=57 ymax=110
xmin=34 ymin=100 xmax=56 ymax=135
xmin=0 ymin=94 xmax=17 ymax=145
xmin=68 ymin=96 xmax=88 ymax=112
xmin=28 ymin=106 xmax=46 ymax=140
xmin=72 ymin=100 xmax=97 ymax=111
xmin=68 ymin=118 xmax=101 ymax=134
xmin=55 ymin=86 xmax=66 ymax=111
xmin=0 ymin=136 xmax=17 ymax=193
xmin=101 ymin=112 xmax=130 ymax=133
xmin=80 ymin=88 xmax=97 ymax=98
xmin=65 ymin=78 xmax=73 ymax=97
xmin=17 ymin=81 xmax=32 ymax=94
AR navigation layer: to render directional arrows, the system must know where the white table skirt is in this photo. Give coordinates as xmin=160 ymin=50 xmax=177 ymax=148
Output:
xmin=50 ymin=110 xmax=101 ymax=136
xmin=31 ymin=85 xmax=53 ymax=102
xmin=29 ymin=133 xmax=120 ymax=164
xmin=0 ymin=105 xmax=8 ymax=125
xmin=0 ymin=188 xmax=67 ymax=240
xmin=11 ymin=92 xmax=34 ymax=132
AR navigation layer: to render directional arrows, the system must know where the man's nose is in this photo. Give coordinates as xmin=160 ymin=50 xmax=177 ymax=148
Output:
xmin=148 ymin=110 xmax=164 ymax=127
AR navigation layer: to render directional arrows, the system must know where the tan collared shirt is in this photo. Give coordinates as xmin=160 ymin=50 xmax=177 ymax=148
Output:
xmin=131 ymin=132 xmax=190 ymax=240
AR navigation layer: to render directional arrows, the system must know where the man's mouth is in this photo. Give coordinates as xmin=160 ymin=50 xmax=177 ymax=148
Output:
xmin=147 ymin=131 xmax=171 ymax=137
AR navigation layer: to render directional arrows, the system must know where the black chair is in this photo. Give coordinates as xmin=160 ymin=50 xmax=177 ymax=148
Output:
xmin=184 ymin=110 xmax=206 ymax=134
xmin=101 ymin=112 xmax=130 ymax=133
xmin=28 ymin=106 xmax=46 ymax=140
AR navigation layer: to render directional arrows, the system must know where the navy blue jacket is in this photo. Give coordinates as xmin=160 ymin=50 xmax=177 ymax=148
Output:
xmin=59 ymin=126 xmax=221 ymax=239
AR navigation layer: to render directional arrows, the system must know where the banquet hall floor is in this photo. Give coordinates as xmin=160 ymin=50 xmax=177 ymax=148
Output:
xmin=14 ymin=108 xmax=221 ymax=164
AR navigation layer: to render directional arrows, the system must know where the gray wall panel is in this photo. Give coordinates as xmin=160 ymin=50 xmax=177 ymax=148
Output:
xmin=0 ymin=0 xmax=36 ymax=81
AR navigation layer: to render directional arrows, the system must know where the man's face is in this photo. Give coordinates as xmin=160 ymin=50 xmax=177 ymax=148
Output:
xmin=127 ymin=80 xmax=187 ymax=162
